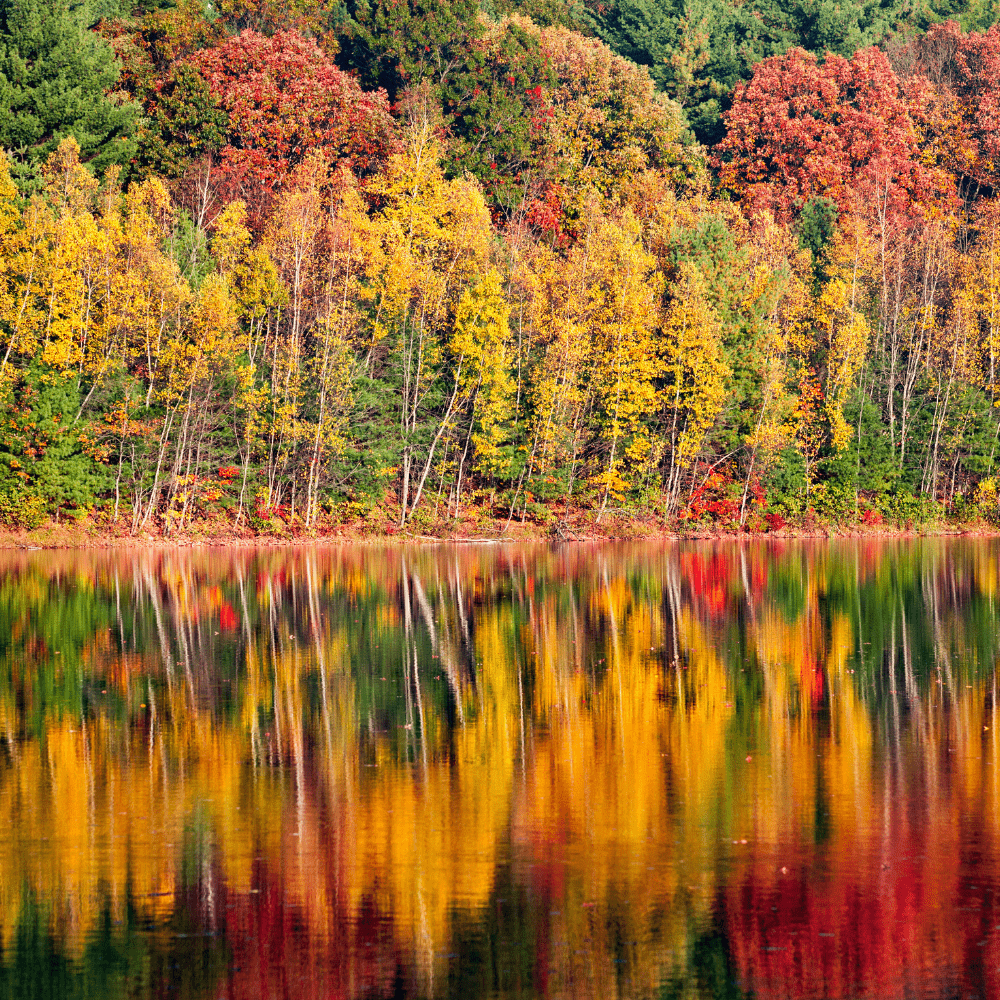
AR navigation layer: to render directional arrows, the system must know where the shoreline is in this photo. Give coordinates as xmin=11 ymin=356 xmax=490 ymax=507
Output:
xmin=3 ymin=517 xmax=1000 ymax=550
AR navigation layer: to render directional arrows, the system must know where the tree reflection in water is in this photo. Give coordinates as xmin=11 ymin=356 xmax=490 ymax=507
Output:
xmin=0 ymin=539 xmax=998 ymax=999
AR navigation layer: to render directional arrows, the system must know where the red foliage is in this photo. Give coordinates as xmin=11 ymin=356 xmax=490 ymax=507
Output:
xmin=184 ymin=30 xmax=397 ymax=219
xmin=218 ymin=602 xmax=239 ymax=631
xmin=715 ymin=46 xmax=951 ymax=222
xmin=907 ymin=22 xmax=1000 ymax=193
xmin=860 ymin=505 xmax=882 ymax=526
xmin=254 ymin=495 xmax=289 ymax=523
xmin=764 ymin=511 xmax=787 ymax=532
xmin=687 ymin=471 xmax=740 ymax=524
xmin=523 ymin=182 xmax=565 ymax=241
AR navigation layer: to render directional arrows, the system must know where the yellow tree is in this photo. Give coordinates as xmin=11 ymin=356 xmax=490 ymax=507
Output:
xmin=360 ymin=122 xmax=493 ymax=525
xmin=516 ymin=241 xmax=593 ymax=517
xmin=660 ymin=262 xmax=730 ymax=511
xmin=734 ymin=212 xmax=810 ymax=524
xmin=583 ymin=209 xmax=662 ymax=519
xmin=211 ymin=200 xmax=284 ymax=524
xmin=302 ymin=183 xmax=370 ymax=527
xmin=262 ymin=156 xmax=330 ymax=517
xmin=814 ymin=277 xmax=871 ymax=454
xmin=155 ymin=272 xmax=240 ymax=533
xmin=959 ymin=199 xmax=1000 ymax=405
xmin=450 ymin=268 xmax=515 ymax=503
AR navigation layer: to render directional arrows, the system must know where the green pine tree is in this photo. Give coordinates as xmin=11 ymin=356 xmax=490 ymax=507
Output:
xmin=0 ymin=364 xmax=100 ymax=517
xmin=0 ymin=0 xmax=140 ymax=193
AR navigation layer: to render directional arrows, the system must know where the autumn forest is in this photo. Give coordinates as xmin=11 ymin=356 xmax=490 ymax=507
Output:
xmin=7 ymin=0 xmax=1000 ymax=535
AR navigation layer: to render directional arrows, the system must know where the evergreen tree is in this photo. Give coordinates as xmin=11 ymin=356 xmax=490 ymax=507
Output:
xmin=0 ymin=365 xmax=99 ymax=513
xmin=338 ymin=0 xmax=482 ymax=98
xmin=0 ymin=0 xmax=140 ymax=192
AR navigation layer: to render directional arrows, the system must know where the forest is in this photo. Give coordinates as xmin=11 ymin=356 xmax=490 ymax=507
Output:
xmin=5 ymin=0 xmax=1000 ymax=535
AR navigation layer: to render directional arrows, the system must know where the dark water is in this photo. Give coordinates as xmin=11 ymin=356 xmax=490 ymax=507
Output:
xmin=2 ymin=539 xmax=1000 ymax=999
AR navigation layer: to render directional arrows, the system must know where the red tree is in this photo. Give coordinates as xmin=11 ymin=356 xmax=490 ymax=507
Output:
xmin=183 ymin=30 xmax=398 ymax=222
xmin=906 ymin=21 xmax=1000 ymax=196
xmin=714 ymin=46 xmax=951 ymax=222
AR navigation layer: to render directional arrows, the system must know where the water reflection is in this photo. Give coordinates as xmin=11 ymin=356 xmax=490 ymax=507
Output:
xmin=2 ymin=539 xmax=1000 ymax=998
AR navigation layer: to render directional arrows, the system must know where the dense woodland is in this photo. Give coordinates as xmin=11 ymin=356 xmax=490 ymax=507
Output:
xmin=6 ymin=0 xmax=1000 ymax=533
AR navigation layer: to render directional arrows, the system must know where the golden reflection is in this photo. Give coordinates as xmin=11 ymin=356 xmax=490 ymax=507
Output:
xmin=0 ymin=540 xmax=999 ymax=998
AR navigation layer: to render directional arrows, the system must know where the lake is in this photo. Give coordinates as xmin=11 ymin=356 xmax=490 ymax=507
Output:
xmin=1 ymin=538 xmax=998 ymax=999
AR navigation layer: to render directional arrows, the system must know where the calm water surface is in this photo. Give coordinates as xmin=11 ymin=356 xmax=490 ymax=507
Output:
xmin=1 ymin=539 xmax=998 ymax=999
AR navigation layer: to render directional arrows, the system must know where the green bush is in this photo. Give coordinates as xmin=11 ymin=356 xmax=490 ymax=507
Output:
xmin=875 ymin=490 xmax=943 ymax=526
xmin=766 ymin=492 xmax=804 ymax=522
xmin=0 ymin=363 xmax=99 ymax=511
xmin=0 ymin=489 xmax=48 ymax=529
xmin=808 ymin=482 xmax=856 ymax=522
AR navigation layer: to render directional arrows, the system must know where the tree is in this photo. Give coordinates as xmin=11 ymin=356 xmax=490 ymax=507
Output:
xmin=714 ymin=46 xmax=950 ymax=223
xmin=358 ymin=124 xmax=494 ymax=524
xmin=445 ymin=16 xmax=702 ymax=231
xmin=901 ymin=21 xmax=1000 ymax=198
xmin=659 ymin=262 xmax=728 ymax=508
xmin=0 ymin=363 xmax=100 ymax=511
xmin=181 ymin=30 xmax=397 ymax=225
xmin=450 ymin=269 xmax=516 ymax=489
xmin=586 ymin=0 xmax=915 ymax=143
xmin=339 ymin=0 xmax=481 ymax=98
xmin=0 ymin=0 xmax=139 ymax=192
xmin=525 ymin=18 xmax=700 ymax=221
xmin=136 ymin=62 xmax=228 ymax=180
xmin=438 ymin=20 xmax=556 ymax=219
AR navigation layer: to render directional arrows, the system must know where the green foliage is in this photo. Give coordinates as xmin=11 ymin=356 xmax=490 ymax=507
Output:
xmin=957 ymin=0 xmax=1000 ymax=31
xmin=807 ymin=481 xmax=856 ymax=521
xmin=821 ymin=397 xmax=897 ymax=494
xmin=335 ymin=369 xmax=405 ymax=502
xmin=875 ymin=489 xmax=943 ymax=526
xmin=134 ymin=61 xmax=227 ymax=178
xmin=763 ymin=444 xmax=806 ymax=513
xmin=799 ymin=195 xmax=838 ymax=277
xmin=0 ymin=364 xmax=99 ymax=513
xmin=443 ymin=20 xmax=555 ymax=208
xmin=169 ymin=209 xmax=213 ymax=286
xmin=0 ymin=485 xmax=46 ymax=527
xmin=339 ymin=0 xmax=481 ymax=97
xmin=484 ymin=0 xmax=587 ymax=29
xmin=0 ymin=0 xmax=140 ymax=192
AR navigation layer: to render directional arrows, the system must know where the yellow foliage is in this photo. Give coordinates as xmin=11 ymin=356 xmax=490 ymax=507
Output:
xmin=813 ymin=277 xmax=870 ymax=451
xmin=453 ymin=269 xmax=516 ymax=476
xmin=661 ymin=263 xmax=729 ymax=469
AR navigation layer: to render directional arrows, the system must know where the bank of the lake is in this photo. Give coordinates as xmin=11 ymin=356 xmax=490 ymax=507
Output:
xmin=2 ymin=509 xmax=997 ymax=548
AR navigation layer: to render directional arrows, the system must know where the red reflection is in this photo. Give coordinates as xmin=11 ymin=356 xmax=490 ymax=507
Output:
xmin=219 ymin=602 xmax=239 ymax=631
xmin=725 ymin=836 xmax=1000 ymax=999
xmin=682 ymin=550 xmax=735 ymax=617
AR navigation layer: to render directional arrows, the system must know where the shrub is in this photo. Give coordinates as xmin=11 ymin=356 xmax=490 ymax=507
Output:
xmin=764 ymin=511 xmax=787 ymax=532
xmin=0 ymin=489 xmax=48 ymax=529
xmin=808 ymin=482 xmax=856 ymax=522
xmin=876 ymin=490 xmax=943 ymax=526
